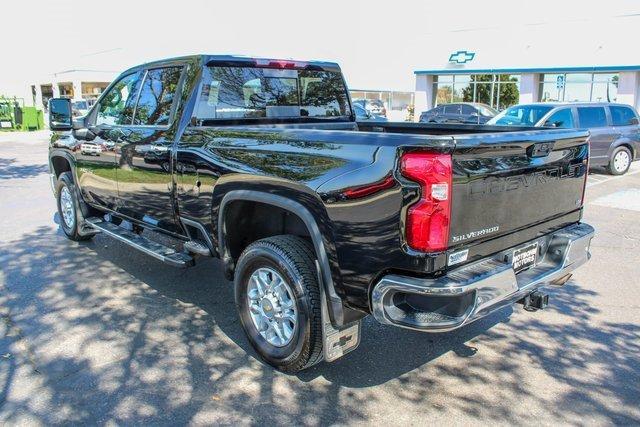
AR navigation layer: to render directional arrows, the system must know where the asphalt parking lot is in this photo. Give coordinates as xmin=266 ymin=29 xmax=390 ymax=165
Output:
xmin=0 ymin=131 xmax=639 ymax=425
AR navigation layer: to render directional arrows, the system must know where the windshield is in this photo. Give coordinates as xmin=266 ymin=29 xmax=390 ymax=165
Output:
xmin=194 ymin=66 xmax=351 ymax=123
xmin=487 ymin=105 xmax=554 ymax=126
xmin=478 ymin=105 xmax=498 ymax=117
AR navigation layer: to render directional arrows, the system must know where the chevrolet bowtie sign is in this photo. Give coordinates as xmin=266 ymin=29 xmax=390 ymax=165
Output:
xmin=449 ymin=51 xmax=475 ymax=64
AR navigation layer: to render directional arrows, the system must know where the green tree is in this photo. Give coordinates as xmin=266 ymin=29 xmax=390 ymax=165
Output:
xmin=461 ymin=74 xmax=520 ymax=109
xmin=436 ymin=85 xmax=453 ymax=104
xmin=496 ymin=74 xmax=520 ymax=109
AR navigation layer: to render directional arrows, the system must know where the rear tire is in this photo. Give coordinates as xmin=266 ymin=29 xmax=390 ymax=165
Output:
xmin=608 ymin=146 xmax=632 ymax=175
xmin=56 ymin=172 xmax=95 ymax=241
xmin=234 ymin=235 xmax=323 ymax=373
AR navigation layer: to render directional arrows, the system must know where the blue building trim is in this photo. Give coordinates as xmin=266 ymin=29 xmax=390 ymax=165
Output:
xmin=414 ymin=65 xmax=640 ymax=75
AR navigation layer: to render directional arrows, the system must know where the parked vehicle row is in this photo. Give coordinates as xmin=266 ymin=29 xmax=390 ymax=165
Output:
xmin=420 ymin=101 xmax=640 ymax=174
xmin=48 ymin=54 xmax=594 ymax=373
xmin=353 ymin=103 xmax=387 ymax=121
xmin=353 ymin=99 xmax=386 ymax=117
xmin=419 ymin=102 xmax=497 ymax=124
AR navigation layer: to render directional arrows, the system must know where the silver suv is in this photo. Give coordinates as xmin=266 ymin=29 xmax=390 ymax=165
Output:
xmin=488 ymin=102 xmax=640 ymax=175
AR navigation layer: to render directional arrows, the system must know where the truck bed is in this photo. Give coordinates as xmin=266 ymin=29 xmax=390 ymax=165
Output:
xmin=177 ymin=120 xmax=589 ymax=311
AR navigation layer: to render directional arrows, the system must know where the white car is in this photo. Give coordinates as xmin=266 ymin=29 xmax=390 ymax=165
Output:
xmin=80 ymin=143 xmax=101 ymax=156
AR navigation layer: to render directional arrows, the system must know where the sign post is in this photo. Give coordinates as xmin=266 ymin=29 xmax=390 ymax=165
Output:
xmin=556 ymin=75 xmax=565 ymax=101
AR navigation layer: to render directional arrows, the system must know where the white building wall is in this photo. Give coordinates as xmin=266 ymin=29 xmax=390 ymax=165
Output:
xmin=518 ymin=74 xmax=540 ymax=104
xmin=31 ymin=70 xmax=117 ymax=110
xmin=616 ymin=72 xmax=640 ymax=110
xmin=414 ymin=74 xmax=434 ymax=122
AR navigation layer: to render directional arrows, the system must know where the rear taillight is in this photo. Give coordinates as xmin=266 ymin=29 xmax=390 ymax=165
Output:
xmin=400 ymin=152 xmax=452 ymax=252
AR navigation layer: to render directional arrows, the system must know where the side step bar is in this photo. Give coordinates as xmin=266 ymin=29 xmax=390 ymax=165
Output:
xmin=85 ymin=218 xmax=194 ymax=268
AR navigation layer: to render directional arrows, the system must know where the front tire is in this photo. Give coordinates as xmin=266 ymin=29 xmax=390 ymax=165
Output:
xmin=235 ymin=235 xmax=323 ymax=373
xmin=608 ymin=146 xmax=632 ymax=175
xmin=56 ymin=172 xmax=94 ymax=241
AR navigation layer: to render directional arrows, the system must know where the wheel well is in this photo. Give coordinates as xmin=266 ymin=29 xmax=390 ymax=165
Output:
xmin=223 ymin=200 xmax=311 ymax=261
xmin=51 ymin=156 xmax=72 ymax=179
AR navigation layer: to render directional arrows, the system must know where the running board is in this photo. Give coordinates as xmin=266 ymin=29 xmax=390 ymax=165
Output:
xmin=85 ymin=218 xmax=195 ymax=268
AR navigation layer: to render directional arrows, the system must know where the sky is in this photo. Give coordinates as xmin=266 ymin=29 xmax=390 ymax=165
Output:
xmin=1 ymin=0 xmax=639 ymax=99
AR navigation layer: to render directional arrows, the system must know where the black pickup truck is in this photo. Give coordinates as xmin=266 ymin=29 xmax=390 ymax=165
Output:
xmin=47 ymin=55 xmax=594 ymax=372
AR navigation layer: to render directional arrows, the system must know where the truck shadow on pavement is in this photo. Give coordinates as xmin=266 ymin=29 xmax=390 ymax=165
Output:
xmin=0 ymin=158 xmax=49 ymax=180
xmin=0 ymin=223 xmax=638 ymax=424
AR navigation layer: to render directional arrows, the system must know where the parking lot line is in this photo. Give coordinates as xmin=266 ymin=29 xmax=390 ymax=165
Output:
xmin=587 ymin=167 xmax=640 ymax=188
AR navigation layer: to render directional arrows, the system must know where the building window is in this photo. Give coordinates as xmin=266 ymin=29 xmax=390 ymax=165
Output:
xmin=539 ymin=73 xmax=618 ymax=103
xmin=433 ymin=74 xmax=520 ymax=110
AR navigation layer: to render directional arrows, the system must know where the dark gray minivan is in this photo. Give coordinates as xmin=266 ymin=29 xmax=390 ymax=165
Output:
xmin=488 ymin=102 xmax=640 ymax=175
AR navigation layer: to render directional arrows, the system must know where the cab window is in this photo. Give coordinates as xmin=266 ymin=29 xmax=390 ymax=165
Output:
xmin=96 ymin=73 xmax=141 ymax=126
xmin=194 ymin=66 xmax=350 ymax=123
xmin=544 ymin=108 xmax=575 ymax=128
xmin=133 ymin=67 xmax=183 ymax=126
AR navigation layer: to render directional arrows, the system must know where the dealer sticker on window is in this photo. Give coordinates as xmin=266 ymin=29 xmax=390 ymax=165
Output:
xmin=512 ymin=242 xmax=538 ymax=274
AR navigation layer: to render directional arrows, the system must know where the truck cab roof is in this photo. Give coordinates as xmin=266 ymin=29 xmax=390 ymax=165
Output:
xmin=121 ymin=54 xmax=342 ymax=75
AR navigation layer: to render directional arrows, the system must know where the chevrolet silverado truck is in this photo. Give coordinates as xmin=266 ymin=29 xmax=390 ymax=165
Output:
xmin=47 ymin=55 xmax=594 ymax=372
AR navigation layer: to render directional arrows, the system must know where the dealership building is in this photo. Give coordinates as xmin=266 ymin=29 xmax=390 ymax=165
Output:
xmin=412 ymin=19 xmax=640 ymax=119
xmin=32 ymin=69 xmax=116 ymax=112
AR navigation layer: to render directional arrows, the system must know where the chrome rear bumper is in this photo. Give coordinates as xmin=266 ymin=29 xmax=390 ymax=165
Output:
xmin=371 ymin=222 xmax=594 ymax=332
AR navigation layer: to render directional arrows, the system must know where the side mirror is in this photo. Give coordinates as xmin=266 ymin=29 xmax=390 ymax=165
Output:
xmin=630 ymin=117 xmax=639 ymax=125
xmin=543 ymin=120 xmax=557 ymax=128
xmin=48 ymin=98 xmax=73 ymax=130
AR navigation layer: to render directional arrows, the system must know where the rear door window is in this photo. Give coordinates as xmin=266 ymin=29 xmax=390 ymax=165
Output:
xmin=443 ymin=105 xmax=461 ymax=114
xmin=577 ymin=107 xmax=608 ymax=128
xmin=545 ymin=108 xmax=575 ymax=128
xmin=460 ymin=105 xmax=475 ymax=114
xmin=133 ymin=67 xmax=183 ymax=126
xmin=610 ymin=106 xmax=638 ymax=126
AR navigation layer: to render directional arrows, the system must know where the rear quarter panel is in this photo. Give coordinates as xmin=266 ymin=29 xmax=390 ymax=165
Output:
xmin=176 ymin=126 xmax=453 ymax=310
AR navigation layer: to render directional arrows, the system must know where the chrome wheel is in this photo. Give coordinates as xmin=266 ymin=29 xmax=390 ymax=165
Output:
xmin=613 ymin=150 xmax=630 ymax=173
xmin=247 ymin=267 xmax=297 ymax=347
xmin=60 ymin=186 xmax=75 ymax=229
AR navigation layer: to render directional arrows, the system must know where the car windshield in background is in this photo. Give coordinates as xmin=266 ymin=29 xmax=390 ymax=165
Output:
xmin=488 ymin=105 xmax=554 ymax=126
xmin=479 ymin=105 xmax=498 ymax=117
xmin=194 ymin=66 xmax=351 ymax=123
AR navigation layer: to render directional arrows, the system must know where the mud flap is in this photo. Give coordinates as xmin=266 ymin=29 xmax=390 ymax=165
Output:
xmin=317 ymin=261 xmax=361 ymax=362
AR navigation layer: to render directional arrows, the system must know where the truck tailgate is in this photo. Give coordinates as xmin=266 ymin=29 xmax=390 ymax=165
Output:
xmin=449 ymin=129 xmax=589 ymax=247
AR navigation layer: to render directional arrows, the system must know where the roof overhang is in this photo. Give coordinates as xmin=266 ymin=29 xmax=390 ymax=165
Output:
xmin=415 ymin=65 xmax=640 ymax=75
